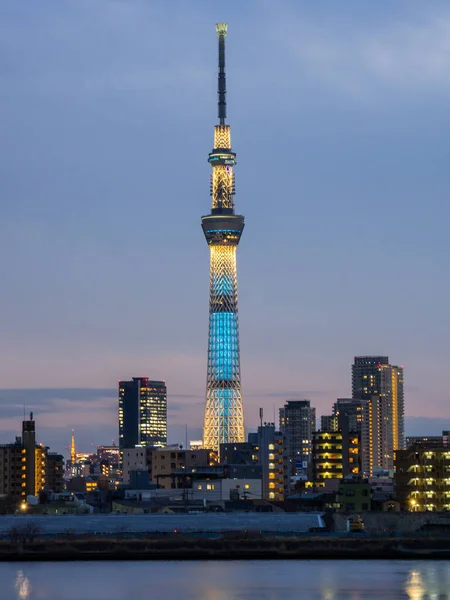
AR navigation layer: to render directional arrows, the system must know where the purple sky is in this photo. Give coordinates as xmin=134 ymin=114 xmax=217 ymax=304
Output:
xmin=1 ymin=1 xmax=450 ymax=455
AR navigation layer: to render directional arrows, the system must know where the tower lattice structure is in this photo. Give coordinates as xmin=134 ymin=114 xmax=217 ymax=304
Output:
xmin=202 ymin=24 xmax=245 ymax=452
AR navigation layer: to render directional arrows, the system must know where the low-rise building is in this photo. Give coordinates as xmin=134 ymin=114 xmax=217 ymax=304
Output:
xmin=194 ymin=478 xmax=261 ymax=501
xmin=151 ymin=448 xmax=218 ymax=488
xmin=336 ymin=477 xmax=371 ymax=512
xmin=122 ymin=447 xmax=218 ymax=488
xmin=122 ymin=446 xmax=153 ymax=485
xmin=369 ymin=476 xmax=395 ymax=504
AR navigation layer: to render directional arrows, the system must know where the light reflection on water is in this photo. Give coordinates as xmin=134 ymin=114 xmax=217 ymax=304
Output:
xmin=405 ymin=570 xmax=425 ymax=600
xmin=14 ymin=571 xmax=31 ymax=599
xmin=1 ymin=560 xmax=450 ymax=600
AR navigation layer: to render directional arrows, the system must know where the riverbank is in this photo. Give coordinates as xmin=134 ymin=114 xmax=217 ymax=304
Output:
xmin=1 ymin=535 xmax=450 ymax=561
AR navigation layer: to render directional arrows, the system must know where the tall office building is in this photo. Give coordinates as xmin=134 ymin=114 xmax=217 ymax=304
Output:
xmin=118 ymin=378 xmax=167 ymax=450
xmin=202 ymin=24 xmax=245 ymax=452
xmin=352 ymin=356 xmax=404 ymax=472
xmin=279 ymin=400 xmax=316 ymax=477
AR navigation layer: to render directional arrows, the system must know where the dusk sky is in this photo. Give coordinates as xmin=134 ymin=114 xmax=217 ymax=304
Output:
xmin=1 ymin=0 xmax=450 ymax=455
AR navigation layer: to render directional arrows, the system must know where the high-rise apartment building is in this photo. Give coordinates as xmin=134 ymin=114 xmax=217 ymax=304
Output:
xmin=395 ymin=445 xmax=450 ymax=512
xmin=352 ymin=356 xmax=404 ymax=473
xmin=202 ymin=24 xmax=245 ymax=452
xmin=118 ymin=378 xmax=167 ymax=450
xmin=279 ymin=400 xmax=316 ymax=477
xmin=333 ymin=398 xmax=366 ymax=434
xmin=248 ymin=424 xmax=288 ymax=501
xmin=332 ymin=397 xmax=371 ymax=475
xmin=321 ymin=415 xmax=336 ymax=432
xmin=312 ymin=430 xmax=360 ymax=482
xmin=46 ymin=453 xmax=65 ymax=493
xmin=0 ymin=415 xmax=47 ymax=503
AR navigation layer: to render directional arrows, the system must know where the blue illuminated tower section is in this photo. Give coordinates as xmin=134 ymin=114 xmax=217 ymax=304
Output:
xmin=202 ymin=23 xmax=245 ymax=452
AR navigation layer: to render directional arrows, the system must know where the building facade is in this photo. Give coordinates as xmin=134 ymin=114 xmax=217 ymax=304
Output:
xmin=279 ymin=400 xmax=316 ymax=477
xmin=202 ymin=24 xmax=245 ymax=452
xmin=321 ymin=415 xmax=336 ymax=432
xmin=395 ymin=446 xmax=450 ymax=512
xmin=118 ymin=378 xmax=167 ymax=450
xmin=405 ymin=432 xmax=450 ymax=449
xmin=220 ymin=442 xmax=258 ymax=465
xmin=122 ymin=446 xmax=154 ymax=485
xmin=122 ymin=447 xmax=220 ymax=489
xmin=194 ymin=478 xmax=261 ymax=501
xmin=352 ymin=356 xmax=404 ymax=472
xmin=336 ymin=478 xmax=372 ymax=513
xmin=46 ymin=453 xmax=65 ymax=493
xmin=249 ymin=424 xmax=288 ymax=501
xmin=312 ymin=431 xmax=360 ymax=482
xmin=151 ymin=448 xmax=218 ymax=489
xmin=332 ymin=398 xmax=370 ymax=476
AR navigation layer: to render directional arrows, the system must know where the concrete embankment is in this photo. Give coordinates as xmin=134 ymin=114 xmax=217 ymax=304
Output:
xmin=1 ymin=536 xmax=450 ymax=561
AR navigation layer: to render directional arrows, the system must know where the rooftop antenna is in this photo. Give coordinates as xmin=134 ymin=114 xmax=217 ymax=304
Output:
xmin=259 ymin=408 xmax=263 ymax=428
xmin=216 ymin=23 xmax=228 ymax=125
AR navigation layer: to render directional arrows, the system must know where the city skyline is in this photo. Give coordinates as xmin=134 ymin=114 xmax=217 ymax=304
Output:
xmin=2 ymin=1 xmax=450 ymax=454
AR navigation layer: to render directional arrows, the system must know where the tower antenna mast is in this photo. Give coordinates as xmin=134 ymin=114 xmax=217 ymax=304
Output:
xmin=217 ymin=23 xmax=227 ymax=125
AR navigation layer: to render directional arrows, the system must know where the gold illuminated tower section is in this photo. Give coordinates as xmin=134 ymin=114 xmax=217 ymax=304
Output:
xmin=202 ymin=24 xmax=245 ymax=452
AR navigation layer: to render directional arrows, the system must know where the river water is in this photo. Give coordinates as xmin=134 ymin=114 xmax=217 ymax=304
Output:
xmin=2 ymin=560 xmax=450 ymax=599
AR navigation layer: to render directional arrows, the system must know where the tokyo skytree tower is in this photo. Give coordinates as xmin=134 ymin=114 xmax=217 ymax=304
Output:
xmin=202 ymin=24 xmax=245 ymax=452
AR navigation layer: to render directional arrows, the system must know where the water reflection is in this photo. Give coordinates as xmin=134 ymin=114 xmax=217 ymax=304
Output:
xmin=405 ymin=570 xmax=425 ymax=600
xmin=1 ymin=560 xmax=450 ymax=600
xmin=14 ymin=571 xmax=30 ymax=599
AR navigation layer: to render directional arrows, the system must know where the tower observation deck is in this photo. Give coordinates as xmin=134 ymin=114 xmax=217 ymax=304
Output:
xmin=202 ymin=24 xmax=245 ymax=452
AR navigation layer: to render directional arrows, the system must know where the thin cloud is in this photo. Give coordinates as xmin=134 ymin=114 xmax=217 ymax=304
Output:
xmin=0 ymin=388 xmax=115 ymax=402
xmin=271 ymin=8 xmax=450 ymax=99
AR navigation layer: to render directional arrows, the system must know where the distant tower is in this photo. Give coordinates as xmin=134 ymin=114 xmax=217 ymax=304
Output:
xmin=202 ymin=23 xmax=245 ymax=452
xmin=71 ymin=429 xmax=76 ymax=465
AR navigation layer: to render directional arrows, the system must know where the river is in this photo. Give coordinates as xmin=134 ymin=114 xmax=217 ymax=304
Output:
xmin=2 ymin=559 xmax=450 ymax=599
